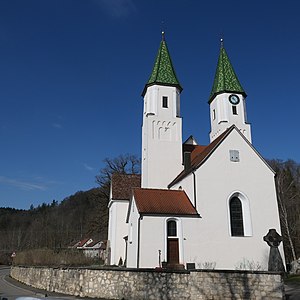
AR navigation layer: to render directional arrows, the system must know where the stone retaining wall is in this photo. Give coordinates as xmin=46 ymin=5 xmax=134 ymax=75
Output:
xmin=10 ymin=266 xmax=284 ymax=299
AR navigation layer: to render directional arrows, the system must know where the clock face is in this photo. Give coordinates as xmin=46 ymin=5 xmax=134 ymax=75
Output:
xmin=229 ymin=94 xmax=240 ymax=105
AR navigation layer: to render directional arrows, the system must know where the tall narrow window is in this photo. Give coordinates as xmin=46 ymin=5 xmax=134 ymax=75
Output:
xmin=129 ymin=223 xmax=133 ymax=243
xmin=232 ymin=106 xmax=238 ymax=115
xmin=167 ymin=220 xmax=177 ymax=236
xmin=162 ymin=96 xmax=168 ymax=108
xmin=212 ymin=109 xmax=216 ymax=120
xmin=230 ymin=197 xmax=244 ymax=236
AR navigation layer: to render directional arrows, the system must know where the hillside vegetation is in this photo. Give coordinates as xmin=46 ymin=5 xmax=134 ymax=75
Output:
xmin=0 ymin=156 xmax=299 ymax=267
xmin=0 ymin=188 xmax=108 ymax=263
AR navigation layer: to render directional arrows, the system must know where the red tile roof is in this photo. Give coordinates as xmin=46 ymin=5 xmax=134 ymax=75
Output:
xmin=111 ymin=173 xmax=141 ymax=200
xmin=85 ymin=240 xmax=101 ymax=248
xmin=190 ymin=145 xmax=207 ymax=161
xmin=77 ymin=238 xmax=92 ymax=247
xmin=169 ymin=126 xmax=235 ymax=187
xmin=133 ymin=188 xmax=199 ymax=216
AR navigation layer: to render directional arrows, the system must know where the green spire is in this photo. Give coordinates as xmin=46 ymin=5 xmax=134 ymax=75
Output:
xmin=142 ymin=32 xmax=182 ymax=96
xmin=209 ymin=40 xmax=246 ymax=103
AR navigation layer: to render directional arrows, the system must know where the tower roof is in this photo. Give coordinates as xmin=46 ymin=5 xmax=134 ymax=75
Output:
xmin=209 ymin=40 xmax=246 ymax=103
xmin=142 ymin=32 xmax=182 ymax=96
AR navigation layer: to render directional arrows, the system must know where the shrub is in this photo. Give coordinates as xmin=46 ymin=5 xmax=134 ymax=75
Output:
xmin=12 ymin=249 xmax=103 ymax=267
xmin=0 ymin=251 xmax=13 ymax=265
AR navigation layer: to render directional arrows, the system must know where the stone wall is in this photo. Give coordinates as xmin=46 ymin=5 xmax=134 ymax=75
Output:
xmin=10 ymin=266 xmax=284 ymax=299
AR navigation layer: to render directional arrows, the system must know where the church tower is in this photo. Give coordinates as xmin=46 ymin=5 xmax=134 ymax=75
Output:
xmin=209 ymin=40 xmax=252 ymax=143
xmin=141 ymin=33 xmax=183 ymax=188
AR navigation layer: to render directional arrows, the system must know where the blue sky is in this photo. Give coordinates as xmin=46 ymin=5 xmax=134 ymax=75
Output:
xmin=0 ymin=0 xmax=299 ymax=209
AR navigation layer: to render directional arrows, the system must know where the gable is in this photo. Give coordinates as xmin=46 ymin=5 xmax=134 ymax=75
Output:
xmin=169 ymin=125 xmax=275 ymax=188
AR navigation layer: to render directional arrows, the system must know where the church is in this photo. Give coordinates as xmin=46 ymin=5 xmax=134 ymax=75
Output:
xmin=107 ymin=33 xmax=284 ymax=270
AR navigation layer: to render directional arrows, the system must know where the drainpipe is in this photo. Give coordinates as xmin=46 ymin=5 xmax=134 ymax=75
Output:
xmin=192 ymin=171 xmax=197 ymax=208
xmin=137 ymin=215 xmax=142 ymax=268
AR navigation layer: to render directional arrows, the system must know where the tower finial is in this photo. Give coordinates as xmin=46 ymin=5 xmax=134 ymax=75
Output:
xmin=161 ymin=20 xmax=165 ymax=41
xmin=220 ymin=30 xmax=224 ymax=48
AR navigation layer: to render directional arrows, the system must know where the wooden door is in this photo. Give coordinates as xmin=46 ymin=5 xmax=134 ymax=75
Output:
xmin=167 ymin=238 xmax=179 ymax=264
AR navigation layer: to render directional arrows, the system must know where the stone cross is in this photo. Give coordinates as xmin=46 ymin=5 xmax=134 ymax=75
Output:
xmin=263 ymin=229 xmax=285 ymax=272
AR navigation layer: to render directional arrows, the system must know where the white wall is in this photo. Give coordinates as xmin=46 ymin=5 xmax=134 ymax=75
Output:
xmin=142 ymin=85 xmax=183 ymax=189
xmin=173 ymin=129 xmax=284 ymax=270
xmin=126 ymin=199 xmax=139 ymax=268
xmin=209 ymin=93 xmax=251 ymax=143
xmin=129 ymin=213 xmax=201 ymax=269
xmin=107 ymin=200 xmax=129 ymax=265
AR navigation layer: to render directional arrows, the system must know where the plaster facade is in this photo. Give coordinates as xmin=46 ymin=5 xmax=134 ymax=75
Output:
xmin=107 ymin=200 xmax=129 ymax=265
xmin=209 ymin=92 xmax=251 ymax=142
xmin=141 ymin=85 xmax=183 ymax=189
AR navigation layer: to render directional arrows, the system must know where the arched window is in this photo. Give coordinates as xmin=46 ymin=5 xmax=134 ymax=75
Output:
xmin=230 ymin=197 xmax=244 ymax=236
xmin=167 ymin=220 xmax=177 ymax=237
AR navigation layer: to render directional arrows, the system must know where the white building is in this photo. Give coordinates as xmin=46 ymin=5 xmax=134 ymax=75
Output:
xmin=107 ymin=34 xmax=284 ymax=270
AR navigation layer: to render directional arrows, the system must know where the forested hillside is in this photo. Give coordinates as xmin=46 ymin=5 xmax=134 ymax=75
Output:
xmin=0 ymin=156 xmax=299 ymax=266
xmin=0 ymin=187 xmax=108 ymax=251
xmin=0 ymin=154 xmax=140 ymax=264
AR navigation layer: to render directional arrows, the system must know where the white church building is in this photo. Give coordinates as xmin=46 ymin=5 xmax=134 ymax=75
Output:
xmin=107 ymin=34 xmax=284 ymax=270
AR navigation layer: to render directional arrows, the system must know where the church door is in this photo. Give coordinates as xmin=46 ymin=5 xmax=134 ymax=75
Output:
xmin=167 ymin=220 xmax=180 ymax=265
xmin=167 ymin=238 xmax=179 ymax=264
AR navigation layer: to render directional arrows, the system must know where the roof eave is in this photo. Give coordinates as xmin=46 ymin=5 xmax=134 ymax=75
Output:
xmin=139 ymin=212 xmax=200 ymax=218
xmin=208 ymin=90 xmax=247 ymax=104
xmin=142 ymin=82 xmax=183 ymax=97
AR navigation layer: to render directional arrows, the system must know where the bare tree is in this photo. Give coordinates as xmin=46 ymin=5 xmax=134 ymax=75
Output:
xmin=269 ymin=159 xmax=300 ymax=262
xmin=95 ymin=154 xmax=140 ymax=200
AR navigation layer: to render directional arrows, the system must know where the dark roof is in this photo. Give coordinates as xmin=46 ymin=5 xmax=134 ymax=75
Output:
xmin=133 ymin=188 xmax=199 ymax=216
xmin=77 ymin=238 xmax=92 ymax=247
xmin=183 ymin=135 xmax=198 ymax=145
xmin=111 ymin=173 xmax=141 ymax=200
xmin=169 ymin=126 xmax=235 ymax=187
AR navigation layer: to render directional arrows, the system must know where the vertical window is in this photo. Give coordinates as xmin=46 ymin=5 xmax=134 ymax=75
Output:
xmin=230 ymin=197 xmax=244 ymax=236
xmin=212 ymin=109 xmax=216 ymax=120
xmin=162 ymin=96 xmax=168 ymax=108
xmin=129 ymin=223 xmax=133 ymax=243
xmin=167 ymin=220 xmax=177 ymax=236
xmin=232 ymin=106 xmax=238 ymax=115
